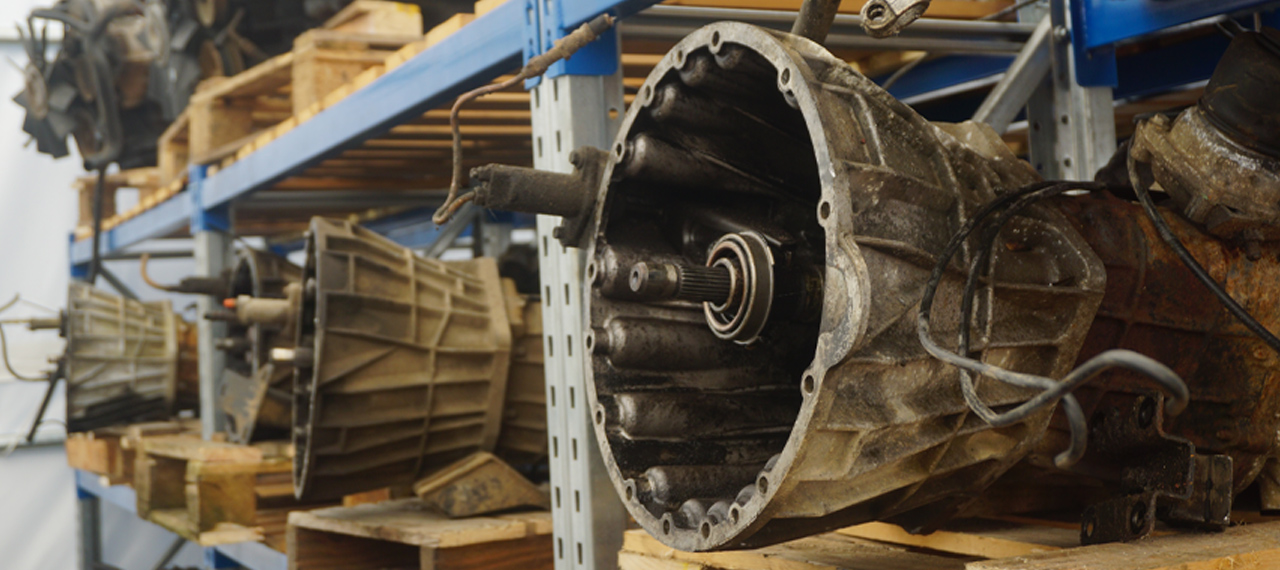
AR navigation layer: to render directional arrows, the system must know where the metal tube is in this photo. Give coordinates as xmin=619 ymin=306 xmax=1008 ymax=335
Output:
xmin=973 ymin=15 xmax=1052 ymax=133
xmin=791 ymin=0 xmax=843 ymax=43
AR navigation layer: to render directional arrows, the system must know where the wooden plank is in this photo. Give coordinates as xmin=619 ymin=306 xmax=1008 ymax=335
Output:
xmin=475 ymin=0 xmax=508 ymax=16
xmin=288 ymin=499 xmax=550 ymax=548
xmin=289 ymin=524 xmax=421 ymax=569
xmin=65 ymin=432 xmax=125 ymax=483
xmin=142 ymin=435 xmax=263 ymax=463
xmin=427 ymin=534 xmax=552 ymax=570
xmin=191 ymin=53 xmax=295 ymax=102
xmin=157 ymin=110 xmax=191 ymax=187
xmin=187 ymin=460 xmax=259 ymax=532
xmin=426 ymin=13 xmax=477 ymax=47
xmin=325 ymin=0 xmax=424 ymax=36
xmin=969 ymin=521 xmax=1280 ymax=570
xmin=620 ymin=530 xmax=967 ymax=570
xmin=837 ymin=520 xmax=1068 ymax=559
xmin=148 ymin=508 xmax=264 ymax=546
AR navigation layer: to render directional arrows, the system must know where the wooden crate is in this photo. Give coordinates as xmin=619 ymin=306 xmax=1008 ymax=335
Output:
xmin=619 ymin=515 xmax=1280 ymax=570
xmin=130 ymin=435 xmax=332 ymax=550
xmin=73 ymin=168 xmax=159 ymax=237
xmin=186 ymin=1 xmax=422 ymax=166
xmin=66 ymin=420 xmax=199 ymax=485
xmin=157 ymin=109 xmax=191 ymax=188
xmin=288 ymin=499 xmax=553 ymax=570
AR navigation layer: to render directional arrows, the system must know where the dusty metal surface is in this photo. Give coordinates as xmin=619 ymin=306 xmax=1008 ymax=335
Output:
xmin=1127 ymin=29 xmax=1280 ymax=241
xmin=494 ymin=281 xmax=549 ymax=468
xmin=216 ymin=249 xmax=303 ymax=444
xmin=291 ymin=218 xmax=522 ymax=501
xmin=582 ymin=22 xmax=1105 ymax=551
xmin=14 ymin=0 xmax=370 ymax=168
xmin=64 ymin=282 xmax=198 ymax=431
xmin=1048 ymin=194 xmax=1280 ymax=496
xmin=1076 ymin=393 xmax=1231 ymax=544
xmin=412 ymin=451 xmax=550 ymax=517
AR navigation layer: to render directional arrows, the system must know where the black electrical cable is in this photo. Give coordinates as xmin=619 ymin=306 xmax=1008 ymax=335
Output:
xmin=1132 ymin=176 xmax=1280 ymax=356
xmin=87 ymin=168 xmax=106 ymax=284
xmin=918 ymin=180 xmax=1190 ymax=468
xmin=956 ymin=182 xmax=1091 ymax=467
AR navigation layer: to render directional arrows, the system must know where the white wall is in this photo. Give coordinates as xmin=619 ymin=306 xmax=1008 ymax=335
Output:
xmin=0 ymin=3 xmax=205 ymax=566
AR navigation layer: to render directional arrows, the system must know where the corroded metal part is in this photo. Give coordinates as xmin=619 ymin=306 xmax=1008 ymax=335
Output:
xmin=1076 ymin=394 xmax=1231 ymax=545
xmin=584 ymin=22 xmax=1105 ymax=551
xmin=64 ymin=282 xmax=198 ymax=431
xmin=291 ymin=218 xmax=520 ymax=501
xmin=1128 ymin=29 xmax=1280 ymax=241
xmin=860 ymin=0 xmax=932 ymax=38
xmin=217 ymin=249 xmax=303 ymax=444
xmin=1046 ymin=194 xmax=1280 ymax=494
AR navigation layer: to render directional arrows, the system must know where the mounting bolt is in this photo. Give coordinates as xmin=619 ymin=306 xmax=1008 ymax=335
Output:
xmin=1053 ymin=26 xmax=1070 ymax=42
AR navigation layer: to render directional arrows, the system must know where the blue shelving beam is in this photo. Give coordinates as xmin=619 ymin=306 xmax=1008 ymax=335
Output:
xmin=69 ymin=0 xmax=666 ymax=272
xmin=76 ymin=470 xmax=288 ymax=570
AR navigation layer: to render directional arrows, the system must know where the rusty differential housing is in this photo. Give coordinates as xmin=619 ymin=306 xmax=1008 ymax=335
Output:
xmin=64 ymin=282 xmax=198 ymax=431
xmin=584 ymin=22 xmax=1105 ymax=551
xmin=291 ymin=218 xmax=546 ymax=500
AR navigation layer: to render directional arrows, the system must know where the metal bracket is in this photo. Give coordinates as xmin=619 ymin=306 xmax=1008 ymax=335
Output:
xmin=525 ymin=0 xmax=621 ymax=89
xmin=1079 ymin=394 xmax=1232 ymax=544
xmin=188 ymin=164 xmax=232 ymax=234
xmin=973 ymin=15 xmax=1052 ymax=133
xmin=1068 ymin=0 xmax=1280 ymax=87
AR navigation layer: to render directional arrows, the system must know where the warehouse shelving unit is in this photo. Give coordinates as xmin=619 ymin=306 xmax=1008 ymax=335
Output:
xmin=62 ymin=0 xmax=1280 ymax=568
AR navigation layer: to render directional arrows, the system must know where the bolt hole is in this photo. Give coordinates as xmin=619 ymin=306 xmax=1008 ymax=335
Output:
xmin=1060 ymin=114 xmax=1069 ymax=125
xmin=1063 ymin=157 xmax=1073 ymax=168
xmin=757 ymin=476 xmax=769 ymax=494
xmin=614 ymin=142 xmax=624 ymax=158
xmin=625 ymin=484 xmax=634 ymax=501
xmin=663 ymin=519 xmax=671 ymax=534
xmin=1083 ymin=518 xmax=1095 ymax=538
xmin=700 ymin=522 xmax=711 ymax=539
xmin=780 ymin=68 xmax=790 ymax=85
xmin=1137 ymin=397 xmax=1156 ymax=429
xmin=1129 ymin=502 xmax=1147 ymax=534
xmin=585 ymin=333 xmax=595 ymax=352
xmin=803 ymin=374 xmax=815 ymax=394
xmin=712 ymin=31 xmax=721 ymax=46
xmin=730 ymin=507 xmax=740 ymax=524
xmin=819 ymin=201 xmax=831 ymax=220
xmin=587 ymin=261 xmax=598 ymax=283
xmin=643 ymin=85 xmax=652 ymax=103
xmin=867 ymin=3 xmax=887 ymax=21
xmin=676 ymin=49 xmax=684 ymax=63
xmin=595 ymin=407 xmax=604 ymax=425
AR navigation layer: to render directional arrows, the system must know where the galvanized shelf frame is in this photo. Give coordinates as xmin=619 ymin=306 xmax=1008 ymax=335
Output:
xmin=58 ymin=0 xmax=1280 ymax=568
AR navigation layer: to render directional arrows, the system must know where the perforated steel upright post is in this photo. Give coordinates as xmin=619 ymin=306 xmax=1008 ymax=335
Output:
xmin=190 ymin=165 xmax=234 ymax=439
xmin=528 ymin=2 xmax=628 ymax=567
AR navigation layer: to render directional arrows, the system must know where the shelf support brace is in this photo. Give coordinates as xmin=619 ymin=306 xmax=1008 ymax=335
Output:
xmin=527 ymin=0 xmax=627 ymax=567
xmin=189 ymin=164 xmax=233 ymax=440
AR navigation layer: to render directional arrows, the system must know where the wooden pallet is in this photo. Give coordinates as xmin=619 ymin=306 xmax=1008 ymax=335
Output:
xmin=72 ymin=168 xmax=185 ymax=240
xmin=619 ymin=515 xmax=1280 ymax=570
xmin=133 ymin=436 xmax=331 ymax=549
xmin=288 ymin=498 xmax=553 ymax=570
xmin=187 ymin=1 xmax=422 ymax=166
xmin=66 ymin=420 xmax=200 ymax=485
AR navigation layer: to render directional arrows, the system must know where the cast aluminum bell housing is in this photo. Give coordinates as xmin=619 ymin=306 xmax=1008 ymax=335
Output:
xmin=582 ymin=22 xmax=1106 ymax=551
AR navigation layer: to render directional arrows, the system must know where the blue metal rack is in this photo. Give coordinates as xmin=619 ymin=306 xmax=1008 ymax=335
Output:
xmin=63 ymin=0 xmax=1280 ymax=568
xmin=76 ymin=470 xmax=288 ymax=570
